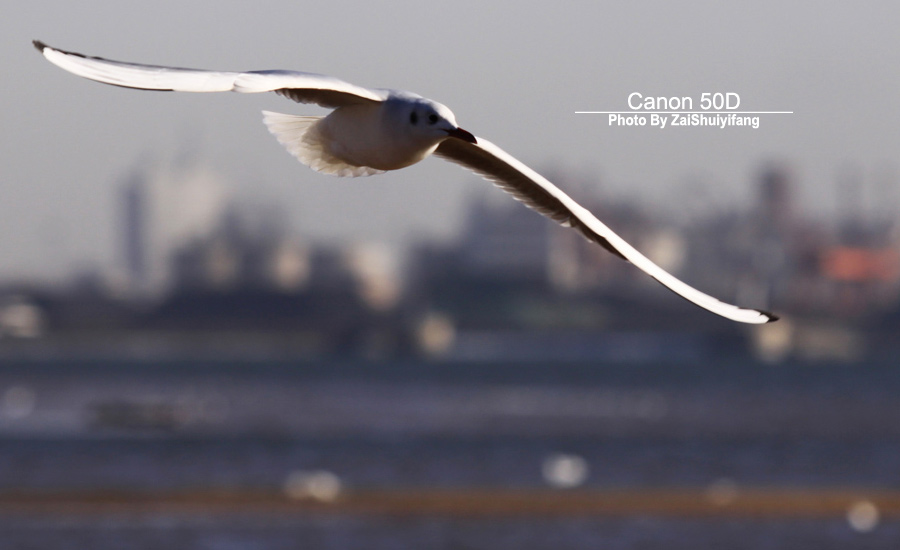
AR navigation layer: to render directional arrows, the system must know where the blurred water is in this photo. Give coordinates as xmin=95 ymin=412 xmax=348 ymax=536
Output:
xmin=0 ymin=356 xmax=898 ymax=548
xmin=1 ymin=515 xmax=898 ymax=550
xmin=0 ymin=435 xmax=899 ymax=492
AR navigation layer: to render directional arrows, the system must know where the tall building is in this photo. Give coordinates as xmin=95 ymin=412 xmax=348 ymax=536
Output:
xmin=758 ymin=164 xmax=793 ymax=236
xmin=118 ymin=156 xmax=231 ymax=296
xmin=457 ymin=199 xmax=552 ymax=282
xmin=121 ymin=171 xmax=147 ymax=295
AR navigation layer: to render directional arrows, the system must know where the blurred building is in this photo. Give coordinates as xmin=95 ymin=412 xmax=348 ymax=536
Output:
xmin=121 ymin=171 xmax=148 ymax=295
xmin=170 ymin=205 xmax=309 ymax=292
xmin=118 ymin=157 xmax=230 ymax=297
xmin=6 ymin=157 xmax=900 ymax=363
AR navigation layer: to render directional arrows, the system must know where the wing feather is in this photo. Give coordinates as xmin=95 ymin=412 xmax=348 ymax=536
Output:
xmin=33 ymin=41 xmax=384 ymax=108
xmin=33 ymin=40 xmax=776 ymax=323
xmin=435 ymin=138 xmax=777 ymax=324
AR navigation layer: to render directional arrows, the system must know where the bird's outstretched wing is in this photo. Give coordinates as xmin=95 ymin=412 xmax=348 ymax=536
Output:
xmin=33 ymin=41 xmax=385 ymax=108
xmin=435 ymin=137 xmax=777 ymax=324
xmin=34 ymin=41 xmax=777 ymax=323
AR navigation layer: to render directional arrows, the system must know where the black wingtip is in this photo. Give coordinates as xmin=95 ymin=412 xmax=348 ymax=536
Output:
xmin=33 ymin=40 xmax=48 ymax=53
xmin=758 ymin=310 xmax=780 ymax=323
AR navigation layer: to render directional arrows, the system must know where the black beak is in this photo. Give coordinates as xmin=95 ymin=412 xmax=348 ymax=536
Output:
xmin=445 ymin=127 xmax=477 ymax=144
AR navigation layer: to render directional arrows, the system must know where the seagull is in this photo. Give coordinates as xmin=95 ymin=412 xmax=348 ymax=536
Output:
xmin=33 ymin=41 xmax=776 ymax=324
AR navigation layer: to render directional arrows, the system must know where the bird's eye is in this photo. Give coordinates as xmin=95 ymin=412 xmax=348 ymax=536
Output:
xmin=409 ymin=112 xmax=418 ymax=125
xmin=428 ymin=114 xmax=438 ymax=124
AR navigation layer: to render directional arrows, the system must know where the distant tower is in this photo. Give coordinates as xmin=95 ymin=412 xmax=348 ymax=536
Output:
xmin=836 ymin=163 xmax=865 ymax=244
xmin=758 ymin=164 xmax=792 ymax=235
xmin=749 ymin=164 xmax=793 ymax=310
xmin=122 ymin=172 xmax=148 ymax=294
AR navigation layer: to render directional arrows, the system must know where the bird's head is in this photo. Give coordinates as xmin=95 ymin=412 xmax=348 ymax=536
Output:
xmin=400 ymin=98 xmax=476 ymax=145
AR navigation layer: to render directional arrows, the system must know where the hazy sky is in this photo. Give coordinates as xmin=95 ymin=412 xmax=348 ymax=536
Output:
xmin=5 ymin=1 xmax=900 ymax=282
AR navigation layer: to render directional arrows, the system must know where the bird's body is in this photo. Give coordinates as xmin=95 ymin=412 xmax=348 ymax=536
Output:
xmin=323 ymin=103 xmax=408 ymax=169
xmin=33 ymin=40 xmax=777 ymax=324
xmin=265 ymin=96 xmax=453 ymax=175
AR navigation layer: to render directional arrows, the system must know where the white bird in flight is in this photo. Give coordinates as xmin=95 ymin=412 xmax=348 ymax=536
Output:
xmin=33 ymin=41 xmax=777 ymax=324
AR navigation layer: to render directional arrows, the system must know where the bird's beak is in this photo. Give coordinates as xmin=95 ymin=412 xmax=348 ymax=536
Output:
xmin=445 ymin=127 xmax=477 ymax=144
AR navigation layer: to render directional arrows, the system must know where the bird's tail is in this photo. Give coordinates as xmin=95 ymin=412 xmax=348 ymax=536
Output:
xmin=261 ymin=111 xmax=384 ymax=177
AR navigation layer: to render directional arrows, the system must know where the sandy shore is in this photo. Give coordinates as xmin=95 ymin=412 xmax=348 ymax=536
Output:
xmin=0 ymin=488 xmax=895 ymax=519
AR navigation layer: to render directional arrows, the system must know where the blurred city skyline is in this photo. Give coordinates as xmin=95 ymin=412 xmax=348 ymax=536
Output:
xmin=6 ymin=1 xmax=900 ymax=282
xmin=3 ymin=154 xmax=900 ymax=363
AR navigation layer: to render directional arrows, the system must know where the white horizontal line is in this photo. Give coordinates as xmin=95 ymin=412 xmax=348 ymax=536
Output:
xmin=575 ymin=111 xmax=793 ymax=114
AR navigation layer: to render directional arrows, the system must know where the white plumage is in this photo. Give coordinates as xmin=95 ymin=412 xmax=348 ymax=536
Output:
xmin=33 ymin=41 xmax=777 ymax=324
